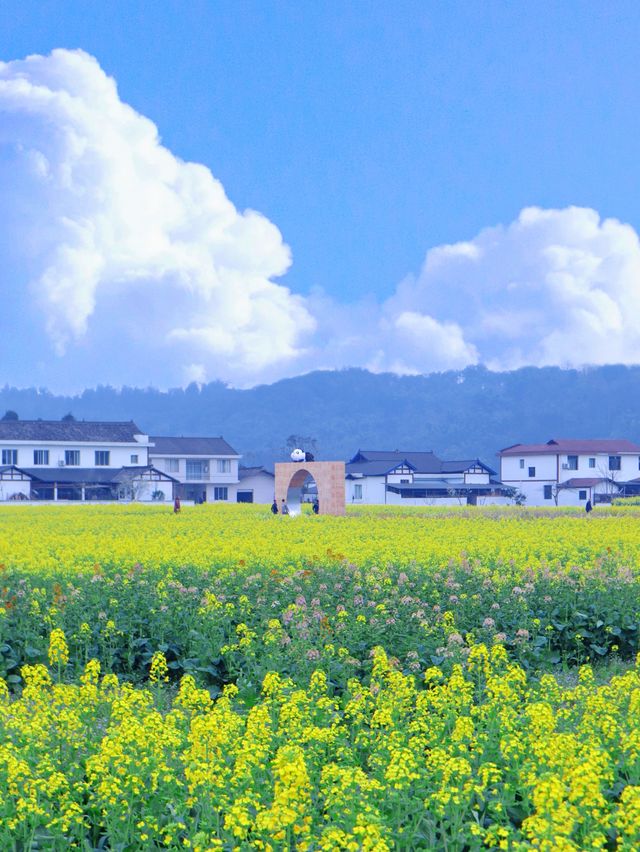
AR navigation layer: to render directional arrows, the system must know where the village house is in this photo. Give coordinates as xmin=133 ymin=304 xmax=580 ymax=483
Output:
xmin=345 ymin=449 xmax=513 ymax=505
xmin=236 ymin=466 xmax=275 ymax=504
xmin=498 ymin=438 xmax=640 ymax=506
xmin=149 ymin=436 xmax=242 ymax=503
xmin=0 ymin=420 xmax=176 ymax=501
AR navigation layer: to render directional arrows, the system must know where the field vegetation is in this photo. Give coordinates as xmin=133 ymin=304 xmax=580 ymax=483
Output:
xmin=1 ymin=504 xmax=639 ymax=850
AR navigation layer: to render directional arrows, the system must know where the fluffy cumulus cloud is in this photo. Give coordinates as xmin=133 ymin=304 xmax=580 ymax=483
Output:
xmin=300 ymin=205 xmax=640 ymax=377
xmin=383 ymin=206 xmax=640 ymax=372
xmin=2 ymin=48 xmax=640 ymax=390
xmin=0 ymin=48 xmax=314 ymax=388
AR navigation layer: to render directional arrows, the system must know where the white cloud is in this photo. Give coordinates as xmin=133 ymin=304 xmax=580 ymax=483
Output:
xmin=1 ymin=49 xmax=640 ymax=390
xmin=0 ymin=48 xmax=314 ymax=386
xmin=381 ymin=205 xmax=640 ymax=372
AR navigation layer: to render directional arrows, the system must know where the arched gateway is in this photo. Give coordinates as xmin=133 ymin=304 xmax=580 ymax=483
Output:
xmin=274 ymin=461 xmax=345 ymax=516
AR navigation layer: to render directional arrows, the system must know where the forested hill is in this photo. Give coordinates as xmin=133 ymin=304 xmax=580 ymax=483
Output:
xmin=1 ymin=365 xmax=639 ymax=467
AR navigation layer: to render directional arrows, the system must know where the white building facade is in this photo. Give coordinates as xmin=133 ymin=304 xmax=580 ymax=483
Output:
xmin=346 ymin=450 xmax=514 ymax=506
xmin=150 ymin=436 xmax=242 ymax=502
xmin=498 ymin=438 xmax=640 ymax=506
xmin=237 ymin=466 xmax=275 ymax=504
xmin=0 ymin=420 xmax=175 ymax=501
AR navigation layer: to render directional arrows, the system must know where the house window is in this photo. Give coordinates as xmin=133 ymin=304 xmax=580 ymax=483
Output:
xmin=95 ymin=451 xmax=110 ymax=466
xmin=567 ymin=455 xmax=578 ymax=470
xmin=400 ymin=478 xmax=410 ymax=484
xmin=2 ymin=449 xmax=17 ymax=465
xmin=217 ymin=459 xmax=231 ymax=473
xmin=579 ymin=490 xmax=587 ymax=501
xmin=528 ymin=467 xmax=536 ymax=478
xmin=589 ymin=458 xmax=596 ymax=468
xmin=214 ymin=486 xmax=228 ymax=501
xmin=33 ymin=450 xmax=49 ymax=465
xmin=167 ymin=459 xmax=179 ymax=472
xmin=354 ymin=484 xmax=363 ymax=500
xmin=609 ymin=455 xmax=621 ymax=471
xmin=130 ymin=454 xmax=139 ymax=464
xmin=65 ymin=450 xmax=80 ymax=466
xmin=519 ymin=459 xmax=525 ymax=469
xmin=186 ymin=460 xmax=209 ymax=481
xmin=543 ymin=485 xmax=552 ymax=500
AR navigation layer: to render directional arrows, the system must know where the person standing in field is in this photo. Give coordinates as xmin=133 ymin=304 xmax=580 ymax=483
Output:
xmin=271 ymin=498 xmax=278 ymax=514
xmin=173 ymin=495 xmax=181 ymax=514
xmin=585 ymin=498 xmax=593 ymax=515
xmin=312 ymin=498 xmax=319 ymax=514
xmin=281 ymin=498 xmax=290 ymax=515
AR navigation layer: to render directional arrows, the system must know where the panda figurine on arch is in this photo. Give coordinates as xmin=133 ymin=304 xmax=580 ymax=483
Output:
xmin=290 ymin=448 xmax=315 ymax=463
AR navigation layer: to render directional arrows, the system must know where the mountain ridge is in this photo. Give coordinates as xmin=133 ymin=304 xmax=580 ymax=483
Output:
xmin=1 ymin=365 xmax=638 ymax=467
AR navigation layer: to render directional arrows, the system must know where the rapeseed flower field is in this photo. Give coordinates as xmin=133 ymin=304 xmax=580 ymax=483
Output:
xmin=1 ymin=503 xmax=640 ymax=849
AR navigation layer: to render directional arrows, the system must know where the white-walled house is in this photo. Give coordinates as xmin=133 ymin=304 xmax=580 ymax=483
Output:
xmin=498 ymin=438 xmax=640 ymax=506
xmin=345 ymin=450 xmax=514 ymax=506
xmin=0 ymin=420 xmax=175 ymax=501
xmin=237 ymin=466 xmax=275 ymax=504
xmin=149 ymin=436 xmax=241 ymax=502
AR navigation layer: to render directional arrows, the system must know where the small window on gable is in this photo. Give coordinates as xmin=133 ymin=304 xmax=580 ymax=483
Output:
xmin=130 ymin=454 xmax=138 ymax=464
xmin=519 ymin=459 xmax=525 ymax=469
xmin=589 ymin=458 xmax=596 ymax=468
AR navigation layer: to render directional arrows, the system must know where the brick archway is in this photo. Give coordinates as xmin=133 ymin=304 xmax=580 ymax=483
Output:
xmin=275 ymin=461 xmax=345 ymax=516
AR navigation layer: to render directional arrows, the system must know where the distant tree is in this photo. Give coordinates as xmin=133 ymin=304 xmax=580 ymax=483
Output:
xmin=1 ymin=410 xmax=18 ymax=420
xmin=61 ymin=413 xmax=76 ymax=422
xmin=285 ymin=435 xmax=318 ymax=454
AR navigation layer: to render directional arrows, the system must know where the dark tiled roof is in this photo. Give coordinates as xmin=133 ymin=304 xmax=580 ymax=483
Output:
xmin=500 ymin=439 xmax=640 ymax=456
xmin=559 ymin=477 xmax=613 ymax=489
xmin=239 ymin=466 xmax=274 ymax=479
xmin=150 ymin=436 xmax=239 ymax=456
xmin=440 ymin=459 xmax=497 ymax=475
xmin=347 ymin=450 xmax=496 ymax=476
xmin=114 ymin=465 xmax=179 ymax=483
xmin=22 ymin=465 xmax=178 ymax=485
xmin=346 ymin=459 xmax=418 ymax=476
xmin=22 ymin=467 xmax=122 ymax=484
xmin=0 ymin=420 xmax=145 ymax=443
xmin=348 ymin=449 xmax=441 ymax=474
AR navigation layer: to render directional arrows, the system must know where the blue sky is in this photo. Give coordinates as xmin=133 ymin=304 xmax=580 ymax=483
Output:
xmin=2 ymin=2 xmax=640 ymax=389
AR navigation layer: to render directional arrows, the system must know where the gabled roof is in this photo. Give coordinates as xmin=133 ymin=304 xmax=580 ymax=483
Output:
xmin=239 ymin=466 xmax=274 ymax=480
xmin=0 ymin=465 xmax=33 ymax=478
xmin=347 ymin=450 xmax=496 ymax=476
xmin=499 ymin=438 xmax=640 ymax=456
xmin=114 ymin=465 xmax=179 ymax=483
xmin=348 ymin=449 xmax=441 ymax=474
xmin=558 ymin=477 xmax=613 ymax=489
xmin=0 ymin=420 xmax=146 ymax=443
xmin=150 ymin=436 xmax=239 ymax=456
xmin=440 ymin=459 xmax=497 ymax=475
xmin=346 ymin=459 xmax=418 ymax=476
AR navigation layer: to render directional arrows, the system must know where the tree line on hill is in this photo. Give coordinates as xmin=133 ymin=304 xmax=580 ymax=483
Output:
xmin=1 ymin=364 xmax=639 ymax=467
